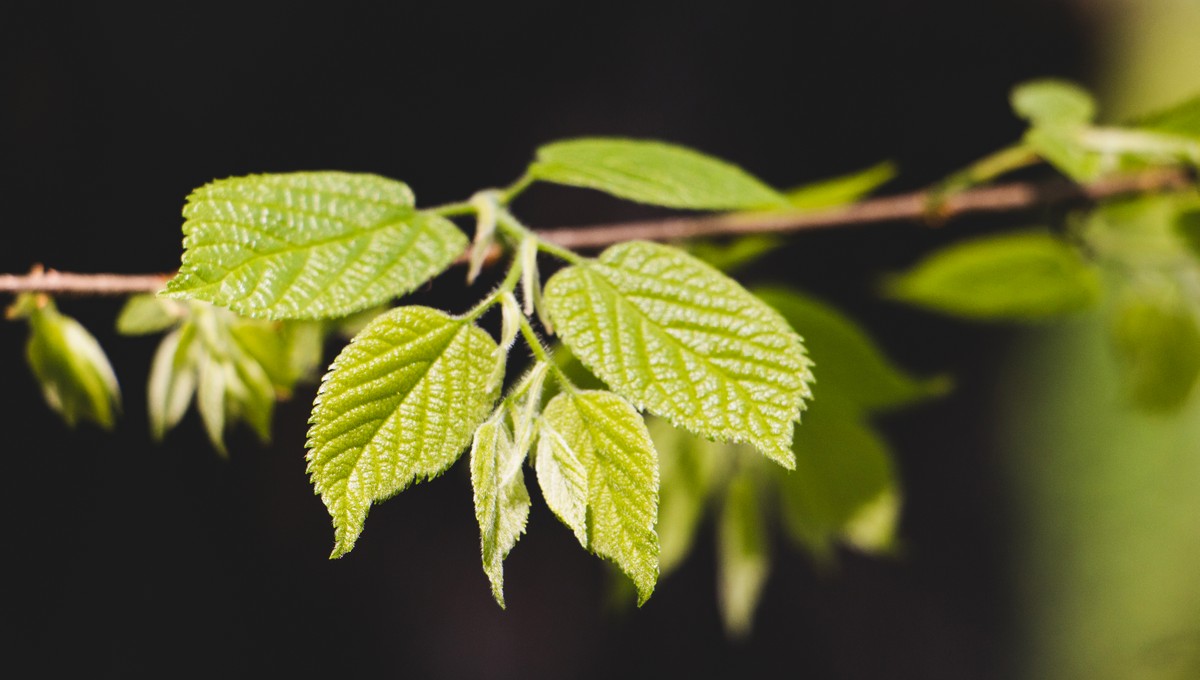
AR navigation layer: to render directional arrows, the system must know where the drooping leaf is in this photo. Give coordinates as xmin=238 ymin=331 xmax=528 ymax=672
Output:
xmin=783 ymin=161 xmax=896 ymax=210
xmin=536 ymin=390 xmax=660 ymax=604
xmin=716 ymin=468 xmax=770 ymax=639
xmin=1109 ymin=290 xmax=1200 ymax=413
xmin=530 ymin=138 xmax=786 ymax=210
xmin=23 ymin=298 xmax=121 ymax=429
xmin=116 ymin=295 xmax=182 ymax=335
xmin=1011 ymin=79 xmax=1097 ymax=127
xmin=649 ymin=416 xmax=732 ymax=576
xmin=885 ymin=231 xmax=1101 ymax=321
xmin=776 ymin=398 xmax=901 ymax=560
xmin=307 ymin=306 xmax=501 ymax=557
xmin=147 ymin=326 xmax=198 ymax=441
xmin=544 ymin=241 xmax=813 ymax=467
xmin=471 ymin=414 xmax=531 ymax=608
xmin=229 ymin=319 xmax=324 ymax=395
xmin=753 ymin=287 xmax=948 ymax=412
xmin=166 ymin=172 xmax=467 ymax=320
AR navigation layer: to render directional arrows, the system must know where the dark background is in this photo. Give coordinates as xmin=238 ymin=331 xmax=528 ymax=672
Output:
xmin=1 ymin=1 xmax=1091 ymax=677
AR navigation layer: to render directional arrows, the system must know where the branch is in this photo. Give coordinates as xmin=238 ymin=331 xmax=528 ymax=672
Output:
xmin=1 ymin=168 xmax=1190 ymax=297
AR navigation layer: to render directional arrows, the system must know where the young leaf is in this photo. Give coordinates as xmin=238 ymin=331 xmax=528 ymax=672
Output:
xmin=116 ymin=295 xmax=181 ymax=335
xmin=544 ymin=241 xmax=813 ymax=467
xmin=1011 ymin=79 xmax=1097 ymax=127
xmin=650 ymin=417 xmax=731 ymax=576
xmin=885 ymin=231 xmax=1101 ymax=321
xmin=24 ymin=299 xmax=121 ymax=429
xmin=166 ymin=172 xmax=467 ymax=320
xmin=147 ymin=326 xmax=198 ymax=441
xmin=783 ymin=161 xmax=896 ymax=211
xmin=716 ymin=468 xmax=770 ymax=639
xmin=1109 ymin=291 xmax=1200 ymax=413
xmin=530 ymin=138 xmax=786 ymax=210
xmin=686 ymin=235 xmax=783 ymax=275
xmin=1137 ymin=93 xmax=1200 ymax=140
xmin=470 ymin=415 xmax=531 ymax=608
xmin=307 ymin=306 xmax=501 ymax=557
xmin=536 ymin=390 xmax=660 ymax=605
xmin=753 ymin=287 xmax=947 ymax=412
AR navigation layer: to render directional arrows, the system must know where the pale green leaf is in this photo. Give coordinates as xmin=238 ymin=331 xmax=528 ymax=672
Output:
xmin=686 ymin=235 xmax=782 ymax=275
xmin=716 ymin=468 xmax=770 ymax=639
xmin=147 ymin=326 xmax=197 ymax=441
xmin=229 ymin=319 xmax=324 ymax=394
xmin=307 ymin=306 xmax=500 ymax=557
xmin=1137 ymin=92 xmax=1200 ymax=140
xmin=116 ymin=295 xmax=181 ymax=335
xmin=471 ymin=415 xmax=531 ymax=608
xmin=25 ymin=300 xmax=121 ymax=429
xmin=1083 ymin=194 xmax=1200 ymax=268
xmin=531 ymin=138 xmax=786 ymax=210
xmin=886 ymin=231 xmax=1101 ymax=321
xmin=776 ymin=399 xmax=901 ymax=559
xmin=166 ymin=172 xmax=467 ymax=320
xmin=536 ymin=390 xmax=660 ymax=605
xmin=196 ymin=353 xmax=230 ymax=455
xmin=1023 ymin=127 xmax=1106 ymax=182
xmin=1011 ymin=79 xmax=1097 ymax=127
xmin=753 ymin=287 xmax=948 ymax=411
xmin=783 ymin=161 xmax=896 ymax=210
xmin=544 ymin=241 xmax=813 ymax=467
xmin=1109 ymin=289 xmax=1200 ymax=413
xmin=649 ymin=416 xmax=731 ymax=576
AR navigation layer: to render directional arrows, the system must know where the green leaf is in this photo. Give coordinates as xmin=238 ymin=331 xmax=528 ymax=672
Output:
xmin=471 ymin=414 xmax=531 ymax=608
xmin=686 ymin=235 xmax=782 ymax=275
xmin=886 ymin=231 xmax=1101 ymax=321
xmin=776 ymin=400 xmax=901 ymax=559
xmin=1137 ymin=93 xmax=1200 ymax=140
xmin=1109 ymin=289 xmax=1200 ymax=413
xmin=1011 ymin=79 xmax=1097 ymax=127
xmin=229 ymin=319 xmax=325 ymax=395
xmin=536 ymin=390 xmax=660 ymax=605
xmin=753 ymin=287 xmax=948 ymax=412
xmin=24 ymin=299 xmax=121 ymax=429
xmin=166 ymin=172 xmax=467 ymax=320
xmin=147 ymin=326 xmax=198 ymax=441
xmin=116 ymin=295 xmax=181 ymax=335
xmin=1023 ymin=127 xmax=1105 ymax=182
xmin=1084 ymin=194 xmax=1200 ymax=268
xmin=716 ymin=467 xmax=770 ymax=639
xmin=649 ymin=416 xmax=731 ymax=576
xmin=530 ymin=138 xmax=786 ymax=210
xmin=544 ymin=241 xmax=813 ymax=467
xmin=1176 ymin=209 xmax=1200 ymax=258
xmin=307 ymin=306 xmax=501 ymax=557
xmin=783 ymin=161 xmax=896 ymax=210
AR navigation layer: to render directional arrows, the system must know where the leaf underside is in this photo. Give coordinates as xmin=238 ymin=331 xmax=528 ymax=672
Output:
xmin=307 ymin=306 xmax=500 ymax=557
xmin=471 ymin=418 xmax=531 ymax=608
xmin=544 ymin=241 xmax=812 ymax=467
xmin=167 ymin=172 xmax=467 ymax=320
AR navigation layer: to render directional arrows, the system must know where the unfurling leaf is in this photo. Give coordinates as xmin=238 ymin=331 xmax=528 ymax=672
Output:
xmin=166 ymin=172 xmax=467 ymax=320
xmin=147 ymin=326 xmax=197 ymax=441
xmin=471 ymin=414 xmax=531 ymax=608
xmin=544 ymin=241 xmax=812 ymax=467
xmin=886 ymin=231 xmax=1101 ymax=321
xmin=22 ymin=298 xmax=121 ymax=429
xmin=717 ymin=468 xmax=770 ymax=639
xmin=536 ymin=390 xmax=660 ymax=605
xmin=531 ymin=138 xmax=786 ymax=210
xmin=650 ymin=416 xmax=731 ymax=576
xmin=116 ymin=295 xmax=182 ymax=335
xmin=1109 ymin=290 xmax=1200 ymax=413
xmin=307 ymin=306 xmax=500 ymax=558
xmin=1011 ymin=79 xmax=1097 ymax=127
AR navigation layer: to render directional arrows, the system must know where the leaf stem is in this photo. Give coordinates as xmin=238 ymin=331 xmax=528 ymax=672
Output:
xmin=499 ymin=172 xmax=536 ymax=204
xmin=496 ymin=210 xmax=587 ymax=265
xmin=462 ymin=256 xmax=524 ymax=322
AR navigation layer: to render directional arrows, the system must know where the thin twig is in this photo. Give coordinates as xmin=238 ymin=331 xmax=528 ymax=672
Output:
xmin=0 ymin=168 xmax=1191 ymax=297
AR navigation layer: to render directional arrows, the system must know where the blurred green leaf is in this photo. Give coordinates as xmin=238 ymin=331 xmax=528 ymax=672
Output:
xmin=1023 ymin=127 xmax=1106 ymax=181
xmin=116 ymin=295 xmax=182 ymax=335
xmin=1109 ymin=289 xmax=1200 ymax=413
xmin=23 ymin=298 xmax=121 ymax=429
xmin=686 ymin=235 xmax=783 ymax=275
xmin=531 ymin=138 xmax=787 ymax=210
xmin=784 ymin=161 xmax=896 ymax=210
xmin=1084 ymin=194 xmax=1200 ymax=268
xmin=1011 ymin=79 xmax=1097 ymax=127
xmin=754 ymin=286 xmax=948 ymax=412
xmin=1173 ymin=209 xmax=1200 ymax=257
xmin=1137 ymin=93 xmax=1200 ymax=140
xmin=147 ymin=326 xmax=197 ymax=441
xmin=716 ymin=467 xmax=770 ymax=639
xmin=886 ymin=231 xmax=1101 ymax=321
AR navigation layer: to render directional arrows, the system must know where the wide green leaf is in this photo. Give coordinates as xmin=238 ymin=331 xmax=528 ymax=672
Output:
xmin=544 ymin=241 xmax=812 ymax=467
xmin=530 ymin=138 xmax=786 ymax=210
xmin=1109 ymin=290 xmax=1200 ymax=413
xmin=1011 ymin=79 xmax=1097 ymax=127
xmin=307 ymin=306 xmax=500 ymax=557
xmin=886 ymin=231 xmax=1101 ymax=321
xmin=716 ymin=468 xmax=770 ymax=639
xmin=536 ymin=390 xmax=660 ymax=605
xmin=470 ymin=415 xmax=531 ymax=608
xmin=166 ymin=172 xmax=467 ymax=320
xmin=24 ymin=299 xmax=121 ymax=429
xmin=754 ymin=287 xmax=947 ymax=412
